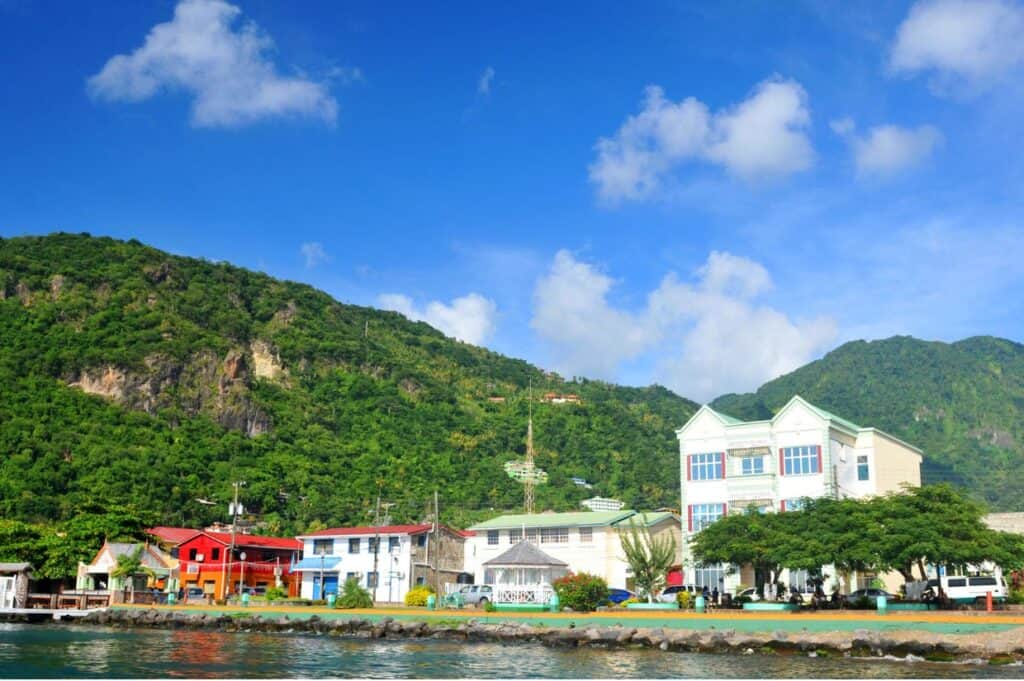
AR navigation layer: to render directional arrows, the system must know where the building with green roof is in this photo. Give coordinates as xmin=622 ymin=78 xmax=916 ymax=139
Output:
xmin=465 ymin=509 xmax=681 ymax=590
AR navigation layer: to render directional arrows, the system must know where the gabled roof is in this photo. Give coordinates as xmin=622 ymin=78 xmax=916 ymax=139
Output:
xmin=148 ymin=526 xmax=202 ymax=546
xmin=92 ymin=542 xmax=173 ymax=569
xmin=203 ymin=532 xmax=301 ymax=550
xmin=616 ymin=511 xmax=679 ymax=527
xmin=468 ymin=510 xmax=636 ymax=531
xmin=779 ymin=395 xmax=862 ymax=434
xmin=300 ymin=523 xmax=434 ymax=539
xmin=675 ymin=404 xmax=744 ymax=436
xmin=482 ymin=541 xmax=568 ymax=567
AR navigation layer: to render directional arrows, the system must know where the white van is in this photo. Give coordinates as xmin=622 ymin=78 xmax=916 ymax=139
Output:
xmin=928 ymin=575 xmax=1008 ymax=604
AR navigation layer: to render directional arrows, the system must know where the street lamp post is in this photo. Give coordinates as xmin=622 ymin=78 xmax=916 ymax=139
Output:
xmin=319 ymin=555 xmax=325 ymax=600
xmin=239 ymin=552 xmax=247 ymax=594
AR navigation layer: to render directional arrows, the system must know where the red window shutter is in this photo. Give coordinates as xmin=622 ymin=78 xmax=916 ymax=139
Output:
xmin=781 ymin=499 xmax=786 ymax=512
xmin=817 ymin=445 xmax=823 ymax=473
xmin=720 ymin=453 xmax=726 ymax=479
xmin=722 ymin=502 xmax=727 ymax=516
xmin=686 ymin=455 xmax=691 ymax=481
xmin=779 ymin=448 xmax=785 ymax=476
xmin=687 ymin=505 xmax=693 ymax=532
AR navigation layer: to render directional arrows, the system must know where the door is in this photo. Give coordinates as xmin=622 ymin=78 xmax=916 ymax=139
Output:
xmin=313 ymin=575 xmax=339 ymax=599
xmin=0 ymin=576 xmax=14 ymax=609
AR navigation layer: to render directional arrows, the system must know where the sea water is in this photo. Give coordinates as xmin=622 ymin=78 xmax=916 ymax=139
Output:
xmin=0 ymin=623 xmax=1020 ymax=678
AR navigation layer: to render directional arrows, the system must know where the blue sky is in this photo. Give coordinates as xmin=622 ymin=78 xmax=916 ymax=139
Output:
xmin=2 ymin=0 xmax=1023 ymax=401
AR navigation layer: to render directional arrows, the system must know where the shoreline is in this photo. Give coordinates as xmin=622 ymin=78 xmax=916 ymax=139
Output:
xmin=4 ymin=605 xmax=1024 ymax=665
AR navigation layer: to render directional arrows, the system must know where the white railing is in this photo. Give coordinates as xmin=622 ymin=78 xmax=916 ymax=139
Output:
xmin=494 ymin=584 xmax=554 ymax=604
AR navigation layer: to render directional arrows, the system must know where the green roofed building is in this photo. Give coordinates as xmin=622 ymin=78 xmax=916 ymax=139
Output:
xmin=465 ymin=509 xmax=680 ymax=589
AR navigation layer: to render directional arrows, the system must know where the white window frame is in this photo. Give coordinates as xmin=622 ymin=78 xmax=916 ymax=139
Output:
xmin=691 ymin=503 xmax=725 ymax=531
xmin=740 ymin=456 xmax=764 ymax=476
xmin=487 ymin=530 xmax=499 ymax=546
xmin=782 ymin=446 xmax=819 ymax=475
xmin=579 ymin=527 xmax=593 ymax=543
xmin=857 ymin=454 xmax=870 ymax=481
xmin=690 ymin=452 xmax=725 ymax=481
xmin=539 ymin=527 xmax=569 ymax=544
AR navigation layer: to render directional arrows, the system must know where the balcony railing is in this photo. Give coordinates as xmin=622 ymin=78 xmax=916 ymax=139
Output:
xmin=726 ymin=473 xmax=776 ymax=503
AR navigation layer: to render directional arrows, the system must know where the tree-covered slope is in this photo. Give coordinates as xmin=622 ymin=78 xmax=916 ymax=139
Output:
xmin=0 ymin=233 xmax=697 ymax=532
xmin=712 ymin=336 xmax=1024 ymax=511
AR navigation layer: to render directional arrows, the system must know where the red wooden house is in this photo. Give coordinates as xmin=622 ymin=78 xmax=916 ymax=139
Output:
xmin=150 ymin=528 xmax=301 ymax=600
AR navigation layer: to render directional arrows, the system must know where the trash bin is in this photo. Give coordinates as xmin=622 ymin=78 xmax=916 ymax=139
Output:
xmin=326 ymin=593 xmax=337 ymax=608
xmin=876 ymin=595 xmax=887 ymax=614
xmin=549 ymin=593 xmax=560 ymax=613
xmin=426 ymin=594 xmax=436 ymax=610
xmin=241 ymin=591 xmax=250 ymax=607
xmin=721 ymin=593 xmax=732 ymax=608
xmin=167 ymin=592 xmax=176 ymax=606
xmin=695 ymin=595 xmax=705 ymax=613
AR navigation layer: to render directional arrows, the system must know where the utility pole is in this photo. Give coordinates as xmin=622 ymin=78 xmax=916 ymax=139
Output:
xmin=436 ymin=489 xmax=444 ymax=593
xmin=371 ymin=493 xmax=381 ymax=603
xmin=220 ymin=480 xmax=245 ymax=600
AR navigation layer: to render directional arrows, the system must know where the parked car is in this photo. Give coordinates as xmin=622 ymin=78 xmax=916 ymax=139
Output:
xmin=456 ymin=584 xmax=494 ymax=607
xmin=607 ymin=588 xmax=637 ymax=604
xmin=847 ymin=588 xmax=896 ymax=602
xmin=185 ymin=587 xmax=207 ymax=603
xmin=656 ymin=585 xmax=700 ymax=604
xmin=735 ymin=587 xmax=761 ymax=602
xmin=927 ymin=575 xmax=1008 ymax=604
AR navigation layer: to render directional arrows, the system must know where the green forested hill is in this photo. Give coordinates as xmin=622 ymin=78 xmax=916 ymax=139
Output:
xmin=0 ymin=233 xmax=696 ymax=532
xmin=712 ymin=336 xmax=1024 ymax=511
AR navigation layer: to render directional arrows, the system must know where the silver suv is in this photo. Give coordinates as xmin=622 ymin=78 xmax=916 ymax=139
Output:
xmin=456 ymin=584 xmax=494 ymax=607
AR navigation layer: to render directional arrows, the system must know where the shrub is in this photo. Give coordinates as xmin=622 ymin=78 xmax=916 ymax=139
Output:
xmin=677 ymin=590 xmax=691 ymax=609
xmin=621 ymin=597 xmax=642 ymax=606
xmin=264 ymin=586 xmax=287 ymax=602
xmin=335 ymin=578 xmax=373 ymax=609
xmin=404 ymin=585 xmax=435 ymax=607
xmin=1008 ymin=588 xmax=1024 ymax=605
xmin=553 ymin=572 xmax=610 ymax=612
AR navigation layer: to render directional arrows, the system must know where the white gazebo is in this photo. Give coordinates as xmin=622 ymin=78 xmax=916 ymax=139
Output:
xmin=483 ymin=541 xmax=569 ymax=604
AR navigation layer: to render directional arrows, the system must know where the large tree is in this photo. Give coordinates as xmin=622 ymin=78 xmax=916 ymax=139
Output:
xmin=690 ymin=509 xmax=788 ymax=595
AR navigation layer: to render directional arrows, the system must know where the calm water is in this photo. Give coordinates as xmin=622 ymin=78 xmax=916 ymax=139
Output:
xmin=1 ymin=623 xmax=1022 ymax=679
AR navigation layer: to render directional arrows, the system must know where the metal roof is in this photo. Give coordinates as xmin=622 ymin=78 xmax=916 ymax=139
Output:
xmin=469 ymin=510 xmax=636 ymax=531
xmin=482 ymin=541 xmax=568 ymax=567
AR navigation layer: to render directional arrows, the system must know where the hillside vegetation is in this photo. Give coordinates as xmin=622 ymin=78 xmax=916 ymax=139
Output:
xmin=0 ymin=233 xmax=695 ymax=532
xmin=713 ymin=336 xmax=1024 ymax=511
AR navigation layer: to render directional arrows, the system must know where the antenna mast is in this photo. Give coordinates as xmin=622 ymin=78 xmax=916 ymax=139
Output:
xmin=505 ymin=380 xmax=547 ymax=514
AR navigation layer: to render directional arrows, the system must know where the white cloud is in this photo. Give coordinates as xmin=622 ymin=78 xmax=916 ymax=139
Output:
xmin=87 ymin=0 xmax=338 ymax=127
xmin=589 ymin=77 xmax=813 ymax=201
xmin=299 ymin=242 xmax=330 ymax=268
xmin=530 ymin=250 xmax=836 ymax=400
xmin=890 ymin=0 xmax=1024 ymax=93
xmin=378 ymin=293 xmax=498 ymax=345
xmin=852 ymin=125 xmax=943 ymax=175
xmin=832 ymin=119 xmax=943 ymax=175
xmin=478 ymin=67 xmax=495 ymax=95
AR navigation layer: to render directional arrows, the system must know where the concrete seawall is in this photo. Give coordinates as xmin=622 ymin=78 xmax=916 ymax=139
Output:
xmin=5 ymin=606 xmax=1024 ymax=665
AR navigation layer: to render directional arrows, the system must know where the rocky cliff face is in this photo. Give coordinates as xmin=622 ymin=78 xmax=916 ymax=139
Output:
xmin=67 ymin=342 xmax=280 ymax=437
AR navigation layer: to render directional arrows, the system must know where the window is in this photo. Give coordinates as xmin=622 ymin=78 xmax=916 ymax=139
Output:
xmin=211 ymin=548 xmax=220 ymax=561
xmin=539 ymin=527 xmax=569 ymax=544
xmin=857 ymin=454 xmax=870 ymax=481
xmin=525 ymin=528 xmax=538 ymax=542
xmin=689 ymin=503 xmax=726 ymax=532
xmin=740 ymin=456 xmax=765 ymax=475
xmin=188 ymin=548 xmax=197 ymax=561
xmin=416 ymin=534 xmax=426 ymax=548
xmin=487 ymin=530 xmax=499 ymax=546
xmin=388 ymin=537 xmax=400 ymax=553
xmin=947 ymin=577 xmax=967 ymax=588
xmin=509 ymin=528 xmax=522 ymax=544
xmin=781 ymin=498 xmax=806 ymax=512
xmin=366 ymin=572 xmax=378 ymax=589
xmin=579 ymin=527 xmax=593 ymax=543
xmin=969 ymin=576 xmax=997 ymax=587
xmin=694 ymin=563 xmax=726 ymax=589
xmin=416 ymin=576 xmax=426 ymax=586
xmin=345 ymin=572 xmax=358 ymax=583
xmin=312 ymin=539 xmax=334 ymax=555
xmin=688 ymin=452 xmax=725 ymax=481
xmin=347 ymin=538 xmax=360 ymax=554
xmin=782 ymin=445 xmax=820 ymax=475
xmin=789 ymin=569 xmax=813 ymax=594
xmin=368 ymin=538 xmax=378 ymax=554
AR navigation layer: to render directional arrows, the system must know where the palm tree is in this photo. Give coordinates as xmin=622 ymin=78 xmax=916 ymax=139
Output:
xmin=111 ymin=546 xmax=157 ymax=596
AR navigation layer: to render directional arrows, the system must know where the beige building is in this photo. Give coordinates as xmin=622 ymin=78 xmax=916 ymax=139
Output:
xmin=465 ymin=510 xmax=681 ymax=590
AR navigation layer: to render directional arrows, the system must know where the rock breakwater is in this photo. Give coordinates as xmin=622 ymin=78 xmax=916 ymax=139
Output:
xmin=8 ymin=608 xmax=1024 ymax=665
